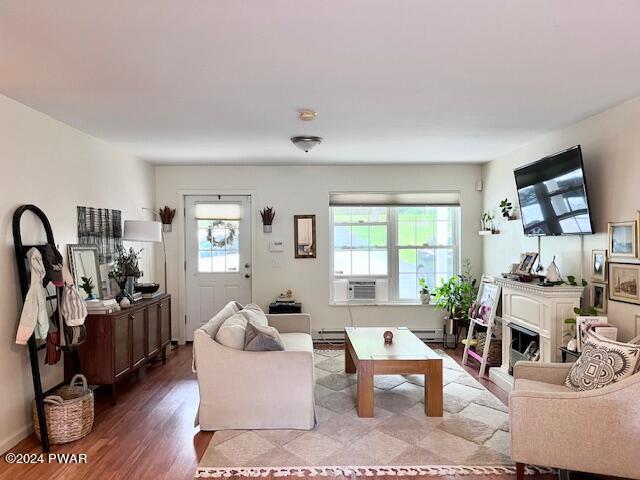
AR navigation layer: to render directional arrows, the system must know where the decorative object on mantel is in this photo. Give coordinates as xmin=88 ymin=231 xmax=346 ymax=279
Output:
xmin=383 ymin=330 xmax=393 ymax=344
xmin=259 ymin=207 xmax=275 ymax=233
xmin=514 ymin=251 xmax=538 ymax=278
xmin=544 ymin=256 xmax=562 ymax=284
xmin=608 ymin=262 xmax=640 ymax=305
xmin=158 ymin=206 xmax=176 ymax=232
xmin=608 ymin=220 xmax=637 ymax=258
xmin=591 ymin=249 xmax=607 ymax=282
xmin=499 ymin=198 xmax=515 ymax=220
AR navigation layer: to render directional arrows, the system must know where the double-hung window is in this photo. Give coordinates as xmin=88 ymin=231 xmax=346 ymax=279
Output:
xmin=330 ymin=192 xmax=460 ymax=304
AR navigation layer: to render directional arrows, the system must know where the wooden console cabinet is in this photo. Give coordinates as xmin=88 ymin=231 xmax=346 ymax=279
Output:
xmin=66 ymin=294 xmax=172 ymax=402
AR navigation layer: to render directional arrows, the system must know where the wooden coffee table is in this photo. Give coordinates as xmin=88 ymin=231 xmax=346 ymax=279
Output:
xmin=344 ymin=326 xmax=443 ymax=417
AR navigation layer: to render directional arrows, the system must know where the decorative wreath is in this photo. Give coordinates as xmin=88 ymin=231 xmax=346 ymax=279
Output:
xmin=206 ymin=221 xmax=237 ymax=247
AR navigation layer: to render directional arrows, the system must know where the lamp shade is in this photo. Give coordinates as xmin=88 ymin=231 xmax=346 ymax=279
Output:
xmin=123 ymin=220 xmax=162 ymax=243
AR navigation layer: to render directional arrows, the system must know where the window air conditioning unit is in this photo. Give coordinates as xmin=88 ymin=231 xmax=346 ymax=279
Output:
xmin=348 ymin=280 xmax=377 ymax=301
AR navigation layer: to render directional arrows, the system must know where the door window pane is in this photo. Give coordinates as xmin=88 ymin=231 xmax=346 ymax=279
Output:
xmin=197 ymin=220 xmax=240 ymax=272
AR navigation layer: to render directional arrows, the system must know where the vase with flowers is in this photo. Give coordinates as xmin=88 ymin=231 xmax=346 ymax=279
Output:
xmin=109 ymin=246 xmax=144 ymax=302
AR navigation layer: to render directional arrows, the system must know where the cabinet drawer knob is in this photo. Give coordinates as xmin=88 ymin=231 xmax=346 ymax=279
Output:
xmin=130 ymin=315 xmax=136 ymax=320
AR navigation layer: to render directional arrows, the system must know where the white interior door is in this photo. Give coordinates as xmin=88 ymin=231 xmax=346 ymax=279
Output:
xmin=185 ymin=195 xmax=252 ymax=340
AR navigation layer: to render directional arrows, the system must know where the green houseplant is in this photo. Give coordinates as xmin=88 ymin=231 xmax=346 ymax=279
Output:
xmin=418 ymin=278 xmax=430 ymax=304
xmin=109 ymin=246 xmax=144 ymax=301
xmin=433 ymin=259 xmax=478 ymax=333
xmin=80 ymin=276 xmax=96 ymax=300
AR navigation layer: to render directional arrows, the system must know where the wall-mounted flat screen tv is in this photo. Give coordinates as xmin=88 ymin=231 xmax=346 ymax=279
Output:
xmin=514 ymin=145 xmax=594 ymax=236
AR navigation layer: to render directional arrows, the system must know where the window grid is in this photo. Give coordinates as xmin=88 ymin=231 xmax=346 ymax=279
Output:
xmin=330 ymin=205 xmax=460 ymax=303
xmin=197 ymin=220 xmax=240 ymax=273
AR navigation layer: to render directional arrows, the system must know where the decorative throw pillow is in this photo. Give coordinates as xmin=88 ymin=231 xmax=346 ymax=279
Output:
xmin=238 ymin=303 xmax=269 ymax=327
xmin=244 ymin=321 xmax=285 ymax=352
xmin=200 ymin=301 xmax=243 ymax=339
xmin=214 ymin=312 xmax=248 ymax=350
xmin=565 ymin=331 xmax=640 ymax=391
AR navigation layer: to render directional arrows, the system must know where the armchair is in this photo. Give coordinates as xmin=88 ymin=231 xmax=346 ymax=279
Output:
xmin=510 ymin=361 xmax=640 ymax=480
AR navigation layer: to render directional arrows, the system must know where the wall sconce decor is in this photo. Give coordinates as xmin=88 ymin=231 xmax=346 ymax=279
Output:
xmin=260 ymin=207 xmax=276 ymax=233
xmin=158 ymin=206 xmax=176 ymax=233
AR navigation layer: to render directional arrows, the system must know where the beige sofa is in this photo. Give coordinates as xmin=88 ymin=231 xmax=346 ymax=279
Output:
xmin=510 ymin=361 xmax=640 ymax=480
xmin=193 ymin=309 xmax=316 ymax=431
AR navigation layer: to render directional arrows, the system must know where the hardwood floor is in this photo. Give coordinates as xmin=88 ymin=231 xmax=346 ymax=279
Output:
xmin=0 ymin=342 xmax=555 ymax=480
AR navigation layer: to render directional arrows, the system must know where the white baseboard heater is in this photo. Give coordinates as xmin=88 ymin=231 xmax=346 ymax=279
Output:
xmin=313 ymin=328 xmax=444 ymax=343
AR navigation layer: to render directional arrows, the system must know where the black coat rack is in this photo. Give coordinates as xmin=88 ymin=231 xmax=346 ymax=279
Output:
xmin=12 ymin=205 xmax=81 ymax=452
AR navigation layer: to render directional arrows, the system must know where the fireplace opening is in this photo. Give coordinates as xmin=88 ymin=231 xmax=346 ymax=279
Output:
xmin=509 ymin=323 xmax=540 ymax=375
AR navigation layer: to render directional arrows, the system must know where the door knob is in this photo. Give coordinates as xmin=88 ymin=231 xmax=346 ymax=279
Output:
xmin=244 ymin=274 xmax=251 ymax=278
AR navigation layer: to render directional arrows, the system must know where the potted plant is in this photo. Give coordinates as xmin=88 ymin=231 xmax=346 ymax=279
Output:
xmin=481 ymin=212 xmax=496 ymax=233
xmin=499 ymin=198 xmax=513 ymax=219
xmin=260 ymin=207 xmax=275 ymax=233
xmin=418 ymin=278 xmax=430 ymax=304
xmin=80 ymin=276 xmax=96 ymax=300
xmin=109 ymin=246 xmax=144 ymax=301
xmin=158 ymin=206 xmax=176 ymax=232
xmin=433 ymin=259 xmax=477 ymax=334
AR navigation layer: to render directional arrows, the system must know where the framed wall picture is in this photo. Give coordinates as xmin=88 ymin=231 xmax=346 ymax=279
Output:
xmin=608 ymin=221 xmax=637 ymax=258
xmin=591 ymin=282 xmax=608 ymax=314
xmin=515 ymin=252 xmax=538 ymax=276
xmin=591 ymin=249 xmax=607 ymax=282
xmin=294 ymin=215 xmax=316 ymax=258
xmin=609 ymin=262 xmax=640 ymax=305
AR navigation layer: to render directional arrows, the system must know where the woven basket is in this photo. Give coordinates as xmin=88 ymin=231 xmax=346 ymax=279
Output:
xmin=475 ymin=332 xmax=502 ymax=365
xmin=33 ymin=374 xmax=94 ymax=444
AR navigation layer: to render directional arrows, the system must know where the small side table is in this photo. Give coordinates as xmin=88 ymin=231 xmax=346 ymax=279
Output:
xmin=443 ymin=317 xmax=466 ymax=349
xmin=268 ymin=302 xmax=302 ymax=314
xmin=559 ymin=347 xmax=581 ymax=363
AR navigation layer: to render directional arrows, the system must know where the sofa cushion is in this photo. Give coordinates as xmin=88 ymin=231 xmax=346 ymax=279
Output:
xmin=214 ymin=312 xmax=248 ymax=350
xmin=565 ymin=331 xmax=640 ymax=391
xmin=199 ymin=301 xmax=243 ymax=339
xmin=514 ymin=378 xmax=571 ymax=394
xmin=244 ymin=321 xmax=285 ymax=351
xmin=238 ymin=303 xmax=269 ymax=327
xmin=280 ymin=332 xmax=313 ymax=352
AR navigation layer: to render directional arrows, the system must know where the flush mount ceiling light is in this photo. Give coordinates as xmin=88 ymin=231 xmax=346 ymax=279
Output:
xmin=298 ymin=110 xmax=318 ymax=122
xmin=290 ymin=136 xmax=323 ymax=153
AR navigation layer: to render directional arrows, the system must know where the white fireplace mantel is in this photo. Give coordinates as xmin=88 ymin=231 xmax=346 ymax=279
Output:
xmin=489 ymin=277 xmax=584 ymax=392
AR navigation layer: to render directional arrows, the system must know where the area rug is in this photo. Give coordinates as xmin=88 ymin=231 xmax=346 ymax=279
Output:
xmin=196 ymin=349 xmax=545 ymax=477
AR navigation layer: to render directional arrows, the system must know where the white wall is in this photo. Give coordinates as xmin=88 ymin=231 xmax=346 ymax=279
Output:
xmin=156 ymin=164 xmax=484 ymax=343
xmin=482 ymin=96 xmax=640 ymax=341
xmin=0 ymin=94 xmax=156 ymax=452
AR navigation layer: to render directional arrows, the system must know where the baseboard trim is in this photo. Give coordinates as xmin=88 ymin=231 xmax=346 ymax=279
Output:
xmin=0 ymin=424 xmax=34 ymax=455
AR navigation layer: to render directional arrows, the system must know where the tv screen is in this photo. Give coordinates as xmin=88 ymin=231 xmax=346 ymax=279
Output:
xmin=514 ymin=145 xmax=594 ymax=236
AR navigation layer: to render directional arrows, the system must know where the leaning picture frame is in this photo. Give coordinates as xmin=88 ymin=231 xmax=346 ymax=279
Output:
xmin=515 ymin=252 xmax=538 ymax=276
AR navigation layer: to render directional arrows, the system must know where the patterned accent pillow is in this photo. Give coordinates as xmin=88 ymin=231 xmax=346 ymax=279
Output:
xmin=244 ymin=321 xmax=285 ymax=352
xmin=565 ymin=331 xmax=640 ymax=391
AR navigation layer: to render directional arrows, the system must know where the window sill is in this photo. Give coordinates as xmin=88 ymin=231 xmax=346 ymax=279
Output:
xmin=329 ymin=301 xmax=435 ymax=307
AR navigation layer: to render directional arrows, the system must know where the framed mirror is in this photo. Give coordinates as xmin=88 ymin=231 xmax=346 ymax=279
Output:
xmin=294 ymin=215 xmax=316 ymax=259
xmin=68 ymin=244 xmax=102 ymax=300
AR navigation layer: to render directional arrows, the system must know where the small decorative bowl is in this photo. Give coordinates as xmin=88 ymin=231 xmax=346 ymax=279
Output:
xmin=134 ymin=283 xmax=160 ymax=294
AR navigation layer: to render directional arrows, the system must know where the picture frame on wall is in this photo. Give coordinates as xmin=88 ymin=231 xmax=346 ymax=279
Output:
xmin=591 ymin=282 xmax=608 ymax=314
xmin=609 ymin=262 xmax=640 ymax=305
xmin=608 ymin=221 xmax=637 ymax=258
xmin=591 ymin=249 xmax=607 ymax=282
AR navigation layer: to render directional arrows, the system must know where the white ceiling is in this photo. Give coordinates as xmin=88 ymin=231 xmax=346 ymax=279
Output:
xmin=2 ymin=1 xmax=640 ymax=165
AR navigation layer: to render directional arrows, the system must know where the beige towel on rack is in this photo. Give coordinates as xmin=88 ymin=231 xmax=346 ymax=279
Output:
xmin=16 ymin=248 xmax=50 ymax=345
